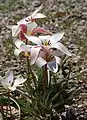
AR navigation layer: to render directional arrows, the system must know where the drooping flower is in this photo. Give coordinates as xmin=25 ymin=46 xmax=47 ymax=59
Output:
xmin=0 ymin=70 xmax=26 ymax=91
xmin=25 ymin=32 xmax=71 ymax=56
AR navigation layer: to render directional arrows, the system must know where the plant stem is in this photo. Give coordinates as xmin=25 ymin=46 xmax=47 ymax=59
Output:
xmin=43 ymin=64 xmax=48 ymax=92
xmin=25 ymin=39 xmax=37 ymax=90
xmin=26 ymin=57 xmax=37 ymax=90
xmin=8 ymin=90 xmax=13 ymax=120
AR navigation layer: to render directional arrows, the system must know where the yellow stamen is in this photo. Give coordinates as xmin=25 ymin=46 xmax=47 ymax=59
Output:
xmin=24 ymin=52 xmax=30 ymax=57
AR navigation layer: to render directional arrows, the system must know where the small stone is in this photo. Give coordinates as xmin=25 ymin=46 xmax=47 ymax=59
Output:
xmin=32 ymin=0 xmax=41 ymax=7
xmin=78 ymin=104 xmax=83 ymax=108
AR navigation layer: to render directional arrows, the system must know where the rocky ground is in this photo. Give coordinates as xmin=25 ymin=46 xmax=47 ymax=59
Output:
xmin=0 ymin=0 xmax=87 ymax=119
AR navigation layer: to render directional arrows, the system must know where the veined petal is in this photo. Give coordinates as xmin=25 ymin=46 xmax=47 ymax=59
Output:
xmin=24 ymin=35 xmax=41 ymax=44
xmin=12 ymin=25 xmax=20 ymax=37
xmin=51 ymin=42 xmax=72 ymax=56
xmin=35 ymin=57 xmax=47 ymax=67
xmin=33 ymin=13 xmax=46 ymax=19
xmin=30 ymin=47 xmax=41 ymax=65
xmin=14 ymin=39 xmax=25 ymax=49
xmin=27 ymin=22 xmax=37 ymax=34
xmin=47 ymin=61 xmax=58 ymax=73
xmin=50 ymin=32 xmax=64 ymax=44
xmin=14 ymin=48 xmax=22 ymax=56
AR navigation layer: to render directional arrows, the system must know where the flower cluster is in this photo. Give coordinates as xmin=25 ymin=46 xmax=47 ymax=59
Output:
xmin=10 ymin=5 xmax=71 ymax=73
xmin=0 ymin=5 xmax=71 ymax=91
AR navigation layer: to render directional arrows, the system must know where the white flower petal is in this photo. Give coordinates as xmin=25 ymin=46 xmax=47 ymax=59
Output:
xmin=17 ymin=17 xmax=29 ymax=25
xmin=14 ymin=39 xmax=25 ymax=49
xmin=53 ymin=49 xmax=64 ymax=57
xmin=39 ymin=35 xmax=50 ymax=43
xmin=35 ymin=57 xmax=47 ymax=67
xmin=31 ymin=5 xmax=43 ymax=17
xmin=14 ymin=49 xmax=22 ymax=56
xmin=1 ymin=71 xmax=13 ymax=89
xmin=39 ymin=35 xmax=50 ymax=40
xmin=51 ymin=42 xmax=71 ymax=56
xmin=50 ymin=32 xmax=64 ymax=44
xmin=47 ymin=61 xmax=58 ymax=73
xmin=20 ymin=44 xmax=31 ymax=52
xmin=13 ymin=78 xmax=26 ymax=87
xmin=12 ymin=25 xmax=20 ymax=37
xmin=55 ymin=56 xmax=61 ymax=65
xmin=5 ymin=71 xmax=13 ymax=85
xmin=25 ymin=35 xmax=41 ymax=44
xmin=33 ymin=13 xmax=46 ymax=19
xmin=1 ymin=80 xmax=10 ymax=89
xmin=30 ymin=47 xmax=41 ymax=65
xmin=27 ymin=22 xmax=37 ymax=33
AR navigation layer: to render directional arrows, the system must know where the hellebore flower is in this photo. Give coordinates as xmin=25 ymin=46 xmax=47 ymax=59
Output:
xmin=35 ymin=47 xmax=61 ymax=73
xmin=25 ymin=32 xmax=71 ymax=56
xmin=14 ymin=39 xmax=41 ymax=65
xmin=0 ymin=70 xmax=26 ymax=91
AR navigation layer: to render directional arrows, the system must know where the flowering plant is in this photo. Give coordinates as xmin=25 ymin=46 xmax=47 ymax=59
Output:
xmin=0 ymin=5 xmax=76 ymax=120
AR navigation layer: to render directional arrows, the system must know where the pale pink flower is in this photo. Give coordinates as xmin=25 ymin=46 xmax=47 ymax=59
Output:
xmin=25 ymin=32 xmax=71 ymax=56
xmin=35 ymin=46 xmax=61 ymax=73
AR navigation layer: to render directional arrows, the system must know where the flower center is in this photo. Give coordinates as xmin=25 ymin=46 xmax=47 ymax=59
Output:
xmin=42 ymin=40 xmax=50 ymax=46
xmin=24 ymin=52 xmax=30 ymax=57
xmin=45 ymin=54 xmax=54 ymax=62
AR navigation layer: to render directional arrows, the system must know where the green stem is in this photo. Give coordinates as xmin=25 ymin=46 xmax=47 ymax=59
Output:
xmin=25 ymin=39 xmax=37 ymax=90
xmin=26 ymin=57 xmax=37 ymax=90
